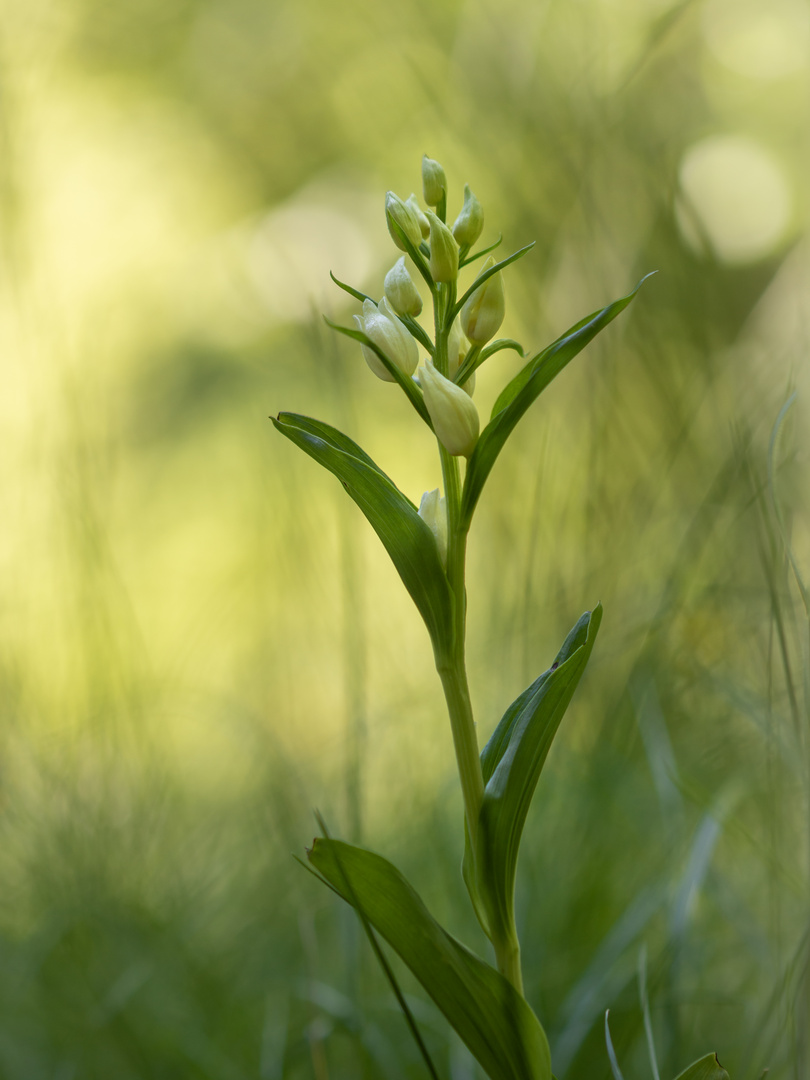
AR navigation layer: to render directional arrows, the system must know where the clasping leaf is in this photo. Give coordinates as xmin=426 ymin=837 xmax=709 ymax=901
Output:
xmin=273 ymin=413 xmax=453 ymax=653
xmin=464 ymin=607 xmax=602 ymax=941
xmin=307 ymin=837 xmax=552 ymax=1080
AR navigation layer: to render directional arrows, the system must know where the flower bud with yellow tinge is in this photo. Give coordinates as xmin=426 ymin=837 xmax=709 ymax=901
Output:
xmin=385 ymin=192 xmax=423 ymax=252
xmin=422 ymin=155 xmax=446 ymax=207
xmin=419 ymin=359 xmax=480 ymax=457
xmin=353 ymin=297 xmax=418 ymax=382
xmin=452 ymin=184 xmax=484 ymax=248
xmin=460 ymin=256 xmax=505 ymax=345
xmin=406 ymin=194 xmax=430 ymax=239
xmin=418 ymin=488 xmax=448 ymax=567
xmin=384 ymin=257 xmax=423 ymax=317
xmin=426 ymin=210 xmax=458 ymax=283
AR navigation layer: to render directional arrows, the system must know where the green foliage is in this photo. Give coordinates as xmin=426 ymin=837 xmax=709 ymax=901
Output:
xmin=463 ymin=607 xmax=603 ymax=944
xmin=307 ymin=837 xmax=552 ymax=1080
xmin=278 ymin=152 xmax=645 ymax=1073
xmin=272 ymin=413 xmax=453 ymax=652
xmin=450 ymin=243 xmax=537 ymax=321
xmin=461 ymin=276 xmax=652 ymax=525
xmin=673 ymin=1054 xmax=730 ymax=1080
xmin=322 ymin=318 xmax=433 ymax=424
xmin=605 ymin=1011 xmax=729 ymax=1080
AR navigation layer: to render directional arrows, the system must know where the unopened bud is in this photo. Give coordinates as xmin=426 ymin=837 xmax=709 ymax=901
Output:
xmin=448 ymin=318 xmax=475 ymax=396
xmin=460 ymin=256 xmax=505 ymax=345
xmin=353 ymin=297 xmax=418 ymax=382
xmin=384 ymin=257 xmax=423 ymax=317
xmin=426 ymin=210 xmax=458 ymax=283
xmin=452 ymin=185 xmax=484 ymax=248
xmin=418 ymin=488 xmax=448 ymax=568
xmin=419 ymin=360 xmax=480 ymax=457
xmin=422 ymin=155 xmax=447 ymax=207
xmin=406 ymin=194 xmax=430 ymax=239
xmin=385 ymin=192 xmax=423 ymax=252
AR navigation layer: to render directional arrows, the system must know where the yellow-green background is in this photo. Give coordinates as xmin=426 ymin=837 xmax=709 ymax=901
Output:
xmin=2 ymin=0 xmax=810 ymax=1076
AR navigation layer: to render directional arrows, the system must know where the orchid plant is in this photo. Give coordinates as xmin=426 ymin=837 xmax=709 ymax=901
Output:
xmin=273 ymin=156 xmax=726 ymax=1080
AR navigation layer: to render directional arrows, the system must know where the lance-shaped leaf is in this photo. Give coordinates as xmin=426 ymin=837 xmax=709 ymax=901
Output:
xmin=308 ymin=837 xmax=552 ymax=1080
xmin=329 ymin=270 xmax=372 ymax=304
xmin=323 ymin=317 xmax=432 ymax=426
xmin=461 ymin=276 xmax=652 ymax=527
xmin=450 ymin=243 xmax=535 ymax=323
xmin=464 ymin=607 xmax=602 ymax=939
xmin=273 ymin=413 xmax=453 ymax=651
xmin=673 ymin=1054 xmax=730 ymax=1080
xmin=460 ymin=234 xmax=503 ymax=268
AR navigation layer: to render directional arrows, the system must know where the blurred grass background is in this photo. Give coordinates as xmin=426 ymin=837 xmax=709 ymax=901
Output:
xmin=1 ymin=0 xmax=810 ymax=1076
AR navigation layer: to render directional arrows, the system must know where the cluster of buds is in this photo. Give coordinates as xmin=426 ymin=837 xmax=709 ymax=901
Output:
xmin=331 ymin=154 xmax=519 ymax=552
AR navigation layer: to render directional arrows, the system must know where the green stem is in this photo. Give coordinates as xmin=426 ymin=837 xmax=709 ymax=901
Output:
xmin=433 ymin=291 xmax=484 ymax=850
xmin=432 ymin=278 xmax=525 ymax=995
xmin=492 ymin=932 xmax=523 ymax=995
xmin=437 ymin=649 xmax=483 ymax=850
xmin=438 ymin=489 xmax=482 ymax=833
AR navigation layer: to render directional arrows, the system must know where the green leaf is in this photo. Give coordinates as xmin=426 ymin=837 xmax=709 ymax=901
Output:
xmin=329 ymin=270 xmax=372 ymax=304
xmin=461 ymin=275 xmax=652 ymax=527
xmin=459 ymin=234 xmax=503 ymax=268
xmin=673 ymin=1054 xmax=730 ymax=1080
xmin=272 ymin=413 xmax=453 ymax=651
xmin=323 ymin=317 xmax=432 ymax=427
xmin=307 ymin=837 xmax=552 ymax=1080
xmin=464 ymin=607 xmax=602 ymax=940
xmin=451 ymin=243 xmax=536 ymax=322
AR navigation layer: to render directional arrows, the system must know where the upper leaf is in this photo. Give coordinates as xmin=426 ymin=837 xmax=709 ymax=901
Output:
xmin=323 ymin=317 xmax=432 ymax=426
xmin=461 ymin=276 xmax=652 ymax=527
xmin=273 ymin=413 xmax=453 ymax=653
xmin=308 ymin=837 xmax=552 ymax=1080
xmin=464 ymin=607 xmax=602 ymax=939
xmin=673 ymin=1054 xmax=730 ymax=1080
xmin=450 ymin=243 xmax=536 ymax=323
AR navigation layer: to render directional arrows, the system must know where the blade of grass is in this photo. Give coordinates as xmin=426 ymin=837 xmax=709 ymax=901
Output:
xmin=604 ymin=1011 xmax=627 ymax=1080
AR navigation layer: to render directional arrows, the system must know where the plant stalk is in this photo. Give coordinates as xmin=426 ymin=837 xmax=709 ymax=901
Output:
xmin=492 ymin=932 xmax=523 ymax=995
xmin=433 ymin=279 xmax=525 ymax=994
xmin=433 ymin=286 xmax=485 ymax=850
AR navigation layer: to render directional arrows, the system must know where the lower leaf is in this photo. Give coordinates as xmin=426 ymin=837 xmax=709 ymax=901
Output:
xmin=307 ymin=837 xmax=552 ymax=1080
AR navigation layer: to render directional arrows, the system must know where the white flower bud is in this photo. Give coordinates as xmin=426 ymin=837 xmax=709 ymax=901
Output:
xmin=419 ymin=360 xmax=480 ymax=457
xmin=422 ymin=155 xmax=447 ymax=207
xmin=447 ymin=319 xmax=475 ymax=396
xmin=460 ymin=256 xmax=505 ymax=345
xmin=406 ymin=194 xmax=431 ymax=239
xmin=385 ymin=191 xmax=423 ymax=251
xmin=353 ymin=297 xmax=418 ymax=382
xmin=452 ymin=184 xmax=484 ymax=248
xmin=418 ymin=488 xmax=448 ymax=568
xmin=384 ymin=257 xmax=423 ymax=317
xmin=425 ymin=210 xmax=458 ymax=283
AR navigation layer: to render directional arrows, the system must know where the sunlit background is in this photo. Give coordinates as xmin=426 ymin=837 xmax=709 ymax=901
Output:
xmin=2 ymin=0 xmax=810 ymax=1076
